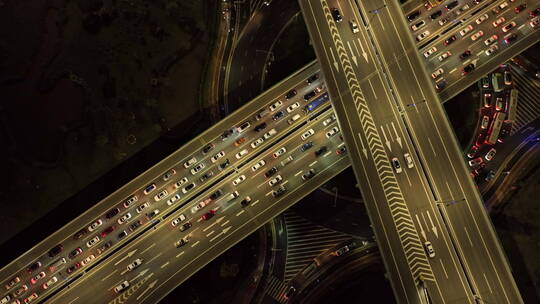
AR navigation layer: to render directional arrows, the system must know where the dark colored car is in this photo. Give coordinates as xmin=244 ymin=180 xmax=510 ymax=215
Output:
xmin=201 ymin=143 xmax=215 ymax=154
xmin=445 ymin=1 xmax=458 ymax=11
xmin=105 ymin=208 xmax=120 ymax=219
xmin=285 ymin=286 xmax=297 ymax=299
xmin=129 ymin=220 xmax=143 ymax=232
xmin=73 ymin=229 xmax=87 ymax=240
xmin=240 ymin=197 xmax=252 ymax=207
xmin=117 ymin=230 xmax=128 ymax=240
xmin=285 ymin=89 xmax=297 ymax=99
xmin=314 ymin=146 xmax=328 ymax=157
xmin=96 ymin=241 xmax=113 ymax=255
xmin=306 ymin=73 xmax=319 ymax=84
xmin=462 ymin=63 xmax=475 ymax=75
xmin=301 ymin=142 xmax=313 ymax=152
xmin=272 ymin=111 xmax=285 ymax=121
xmin=407 ymin=10 xmax=420 ymax=21
xmin=444 ymin=35 xmax=457 ymax=46
xmin=475 ymin=132 xmax=485 ymax=146
xmin=331 ymin=8 xmax=343 ymax=22
xmin=48 ymin=244 xmax=63 ymax=258
xmin=336 ymin=146 xmax=347 ymax=155
xmin=303 ymin=90 xmax=316 ymax=101
xmin=272 ymin=186 xmax=287 ymax=198
xmin=254 ymin=122 xmax=267 ymax=132
xmin=221 ymin=129 xmax=234 ymax=141
xmin=459 ymin=50 xmax=471 ymax=60
xmin=199 ymin=171 xmax=213 ymax=182
xmin=209 ymin=189 xmax=223 ymax=200
xmin=179 ymin=222 xmax=192 ymax=232
xmin=302 ymin=169 xmax=316 ymax=181
xmin=201 ymin=210 xmax=216 ymax=221
xmin=101 ymin=226 xmax=115 ymax=237
xmin=530 ymin=8 xmax=540 ymax=18
xmin=515 ymin=4 xmax=527 ymax=13
xmin=504 ymin=34 xmax=517 ymax=44
xmin=69 ymin=248 xmax=83 ymax=259
xmin=265 ymin=167 xmax=278 ymax=178
xmin=66 ymin=263 xmax=81 ymax=274
xmin=218 ymin=159 xmax=230 ymax=171
xmin=27 ymin=262 xmax=42 ymax=273
xmin=430 ymin=10 xmax=442 ymax=19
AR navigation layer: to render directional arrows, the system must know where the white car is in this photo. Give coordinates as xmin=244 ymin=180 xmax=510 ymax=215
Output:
xmin=235 ymin=149 xmax=248 ymax=159
xmin=502 ymin=21 xmax=516 ymax=33
xmin=135 ymin=202 xmax=150 ymax=213
xmin=424 ymin=241 xmax=435 ymax=258
xmin=81 ymin=254 xmax=96 ymax=267
xmin=251 ymin=138 xmax=264 ymax=148
xmin=263 ymin=128 xmax=277 ymax=140
xmin=153 ymin=189 xmax=169 ymax=201
xmin=236 ymin=121 xmax=251 ymax=133
xmin=404 ymin=153 xmax=414 ymax=168
xmin=416 ymin=30 xmax=430 ymax=41
xmin=423 ymin=46 xmax=437 ymax=58
xmin=183 ymin=157 xmax=197 ymax=168
xmin=174 ymin=177 xmax=188 ymax=189
xmin=411 ymin=20 xmax=426 ymax=31
xmin=182 ymin=183 xmax=196 ymax=194
xmin=269 ymin=100 xmax=283 ymax=111
xmin=42 ymin=277 xmax=58 ymax=289
xmin=273 ymin=147 xmax=287 ymax=158
xmin=114 ymin=281 xmax=130 ymax=293
xmin=301 ymin=129 xmax=315 ymax=140
xmin=438 ymin=18 xmax=448 ymax=26
xmin=492 ymin=17 xmax=505 ymax=27
xmin=268 ymin=175 xmax=283 ymax=187
xmin=117 ymin=213 xmax=132 ymax=225
xmin=88 ymin=219 xmax=103 ymax=232
xmin=232 ymin=175 xmax=246 ymax=186
xmin=252 ymin=159 xmax=266 ymax=172
xmin=326 ymin=126 xmax=340 ymax=138
xmin=322 ymin=115 xmax=336 ymax=126
xmin=531 ymin=16 xmax=540 ymax=28
xmin=86 ymin=236 xmax=100 ymax=248
xmin=171 ymin=214 xmax=187 ymax=226
xmin=459 ymin=24 xmax=473 ymax=36
xmin=286 ymin=102 xmax=300 ymax=113
xmin=475 ymin=13 xmax=488 ymax=24
xmin=485 ymin=148 xmax=496 ymax=161
xmin=123 ymin=195 xmax=138 ymax=208
xmin=470 ymin=30 xmax=484 ymax=41
xmin=190 ymin=163 xmax=205 ymax=175
xmin=485 ymin=44 xmax=498 ymax=56
xmin=287 ymin=113 xmax=301 ymax=124
xmin=167 ymin=193 xmax=181 ymax=206
xmin=191 ymin=200 xmax=208 ymax=214
xmin=350 ymin=20 xmax=359 ymax=33
xmin=211 ymin=151 xmax=225 ymax=163
xmin=481 ymin=115 xmax=490 ymax=129
xmin=391 ymin=157 xmax=402 ymax=173
xmin=162 ymin=169 xmax=176 ymax=181
xmin=127 ymin=259 xmax=143 ymax=272
xmin=484 ymin=35 xmax=498 ymax=45
xmin=431 ymin=68 xmax=444 ymax=79
xmin=229 ymin=191 xmax=240 ymax=201
xmin=438 ymin=51 xmax=451 ymax=62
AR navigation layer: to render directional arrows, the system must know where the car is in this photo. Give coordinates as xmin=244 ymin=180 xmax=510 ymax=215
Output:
xmin=515 ymin=4 xmax=527 ymax=13
xmin=135 ymin=202 xmax=150 ymax=213
xmin=232 ymin=175 xmax=246 ymax=186
xmin=485 ymin=44 xmax=498 ymax=56
xmin=281 ymin=155 xmax=294 ymax=166
xmin=190 ymin=163 xmax=205 ymax=175
xmin=470 ymin=30 xmax=484 ymax=41
xmin=431 ymin=68 xmax=444 ymax=79
xmin=416 ymin=30 xmax=430 ymax=41
xmin=271 ymin=146 xmax=287 ymax=159
xmin=285 ymin=89 xmax=297 ymax=99
xmin=530 ymin=8 xmax=540 ymax=18
xmin=504 ymin=33 xmax=517 ymax=44
xmin=459 ymin=25 xmax=473 ymax=36
xmin=240 ymin=197 xmax=252 ymax=207
xmin=272 ymin=111 xmax=285 ymax=121
xmin=484 ymin=148 xmax=497 ymax=161
xmin=475 ymin=13 xmax=489 ymax=24
xmin=269 ymin=100 xmax=283 ymax=111
xmin=199 ymin=171 xmax=213 ymax=183
xmin=331 ymin=8 xmax=342 ymax=22
xmin=218 ymin=159 xmax=230 ymax=171
xmin=483 ymin=93 xmax=492 ymax=107
xmin=171 ymin=214 xmax=188 ymax=227
xmin=263 ymin=128 xmax=277 ymax=140
xmin=481 ymin=76 xmax=490 ymax=88
xmin=174 ymin=177 xmax=189 ymax=189
xmin=272 ymin=186 xmax=287 ymax=198
xmin=284 ymin=286 xmax=297 ymax=299
xmin=127 ymin=259 xmax=143 ymax=272
xmin=462 ymin=63 xmax=475 ymax=75
xmin=459 ymin=50 xmax=472 ymax=60
xmin=105 ymin=208 xmax=120 ymax=219
xmin=220 ymin=129 xmax=234 ymax=141
xmin=236 ymin=121 xmax=251 ymax=133
xmin=101 ymin=225 xmax=115 ymax=237
xmin=81 ymin=254 xmax=96 ymax=266
xmin=154 ymin=189 xmax=169 ymax=201
xmin=24 ymin=293 xmax=39 ymax=304
xmin=0 ymin=295 xmax=11 ymax=304
xmin=496 ymin=97 xmax=505 ymax=111
xmin=69 ymin=247 xmax=83 ymax=259
xmin=201 ymin=143 xmax=215 ymax=154
xmin=411 ymin=20 xmax=426 ymax=31
xmin=336 ymin=146 xmax=347 ymax=155
xmin=301 ymin=141 xmax=313 ymax=152
xmin=456 ymin=3 xmax=470 ymax=15
xmin=475 ymin=133 xmax=485 ymax=146
xmin=467 ymin=145 xmax=479 ymax=158
xmin=438 ymin=17 xmax=448 ymax=26
xmin=162 ymin=169 xmax=176 ymax=181
xmin=96 ymin=241 xmax=113 ymax=255
xmin=251 ymin=138 xmax=264 ymax=148
xmin=444 ymin=35 xmax=456 ymax=46
xmin=302 ymin=169 xmax=316 ymax=181
xmin=492 ymin=17 xmax=505 ymax=27
xmin=48 ymin=257 xmax=67 ymax=272
xmin=88 ymin=219 xmax=103 ymax=231
xmin=481 ymin=115 xmax=490 ymax=129
xmin=114 ymin=281 xmax=130 ymax=293
xmin=201 ymin=209 xmax=217 ymax=221
xmin=123 ymin=195 xmax=138 ymax=208
xmin=438 ymin=51 xmax=451 ymax=62
xmin=315 ymin=146 xmax=328 ymax=157
xmin=424 ymin=241 xmax=435 ymax=258
xmin=435 ymin=78 xmax=446 ymax=90
xmin=333 ymin=245 xmax=350 ymax=256
xmin=301 ymin=129 xmax=315 ymax=140
xmin=407 ymin=10 xmax=420 ymax=22
xmin=48 ymin=244 xmax=63 ymax=258
xmin=66 ymin=263 xmax=81 ymax=274
xmin=504 ymin=70 xmax=512 ymax=85
xmin=445 ymin=1 xmax=458 ymax=11
xmin=493 ymin=1 xmax=509 ymax=14
xmin=485 ymin=170 xmax=496 ymax=182
xmin=254 ymin=123 xmax=267 ymax=132
xmin=228 ymin=191 xmax=240 ymax=201
xmin=469 ymin=157 xmax=484 ymax=167
xmin=404 ymin=153 xmax=414 ymax=168
xmin=129 ymin=220 xmax=143 ymax=232
xmin=42 ymin=277 xmax=58 ymax=289
xmin=326 ymin=126 xmax=340 ymax=138
xmin=30 ymin=272 xmax=46 ymax=285
xmin=179 ymin=222 xmax=192 ymax=232
xmin=423 ymin=46 xmax=437 ymax=58
xmin=255 ymin=109 xmax=270 ymax=120
xmin=175 ymin=237 xmax=189 ymax=248
xmin=265 ymin=167 xmax=278 ymax=178
xmin=531 ymin=16 xmax=540 ymax=27
xmin=322 ymin=115 xmax=336 ymax=126
xmin=143 ymin=183 xmax=156 ymax=195
xmin=268 ymin=175 xmax=283 ymax=186
xmin=14 ymin=284 xmax=28 ymax=296
xmin=430 ymin=10 xmax=442 ymax=20
xmin=117 ymin=230 xmax=128 ymax=240
xmin=502 ymin=21 xmax=516 ymax=32
xmin=287 ymin=102 xmax=300 ymax=113
xmin=166 ymin=194 xmax=181 ymax=206
xmin=391 ymin=157 xmax=402 ymax=173
xmin=209 ymin=189 xmax=223 ymax=200
xmin=307 ymin=73 xmax=319 ymax=84
xmin=211 ymin=151 xmax=225 ymax=163
xmin=287 ymin=114 xmax=301 ymax=125
xmin=146 ymin=209 xmax=160 ymax=219
xmin=350 ymin=20 xmax=359 ymax=33
xmin=27 ymin=261 xmax=42 ymax=274
xmin=5 ymin=276 xmax=20 ymax=290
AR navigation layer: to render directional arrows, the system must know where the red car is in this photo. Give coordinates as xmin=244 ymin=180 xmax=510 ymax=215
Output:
xmin=515 ymin=4 xmax=526 ymax=13
xmin=530 ymin=8 xmax=540 ymax=18
xmin=444 ymin=35 xmax=457 ymax=46
xmin=66 ymin=263 xmax=81 ymax=274
xmin=101 ymin=225 xmax=115 ymax=237
xmin=475 ymin=133 xmax=485 ymax=147
xmin=201 ymin=209 xmax=217 ymax=221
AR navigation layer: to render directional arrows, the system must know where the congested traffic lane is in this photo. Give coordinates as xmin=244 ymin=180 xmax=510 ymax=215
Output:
xmin=44 ymin=108 xmax=350 ymax=304
xmin=0 ymin=62 xmax=327 ymax=304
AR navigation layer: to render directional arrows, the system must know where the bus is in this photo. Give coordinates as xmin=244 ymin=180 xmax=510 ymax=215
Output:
xmin=304 ymin=92 xmax=329 ymax=113
xmin=486 ymin=112 xmax=504 ymax=145
xmin=505 ymin=89 xmax=518 ymax=122
xmin=491 ymin=73 xmax=504 ymax=92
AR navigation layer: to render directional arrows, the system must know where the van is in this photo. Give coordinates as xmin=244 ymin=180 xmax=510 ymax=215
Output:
xmin=255 ymin=109 xmax=269 ymax=120
xmin=281 ymin=155 xmax=294 ymax=167
xmin=287 ymin=114 xmax=301 ymax=125
xmin=48 ymin=258 xmax=67 ymax=271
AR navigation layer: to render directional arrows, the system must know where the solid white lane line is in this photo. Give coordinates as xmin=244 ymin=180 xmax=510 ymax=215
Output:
xmin=440 ymin=260 xmax=449 ymax=279
xmin=146 ymin=252 xmax=163 ymax=264
xmin=140 ymin=244 xmax=155 ymax=255
xmin=484 ymin=272 xmax=493 ymax=294
xmin=101 ymin=270 xmax=117 ymax=282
